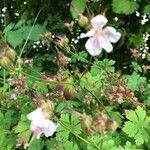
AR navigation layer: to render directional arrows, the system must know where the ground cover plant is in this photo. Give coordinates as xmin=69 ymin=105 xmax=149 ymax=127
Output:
xmin=0 ymin=0 xmax=150 ymax=149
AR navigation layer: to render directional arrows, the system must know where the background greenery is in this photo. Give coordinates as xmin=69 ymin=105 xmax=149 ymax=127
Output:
xmin=0 ymin=0 xmax=149 ymax=149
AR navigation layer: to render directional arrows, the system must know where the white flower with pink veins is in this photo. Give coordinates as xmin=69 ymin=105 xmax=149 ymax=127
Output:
xmin=27 ymin=108 xmax=57 ymax=139
xmin=80 ymin=15 xmax=121 ymax=56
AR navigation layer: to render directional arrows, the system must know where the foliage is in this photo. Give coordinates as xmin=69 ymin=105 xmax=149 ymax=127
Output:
xmin=123 ymin=106 xmax=150 ymax=145
xmin=127 ymin=72 xmax=146 ymax=92
xmin=112 ymin=0 xmax=139 ymax=15
xmin=0 ymin=0 xmax=149 ymax=149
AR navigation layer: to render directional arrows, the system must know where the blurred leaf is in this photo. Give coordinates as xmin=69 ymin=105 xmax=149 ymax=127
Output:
xmin=144 ymin=5 xmax=150 ymax=14
xmin=70 ymin=0 xmax=86 ymax=18
xmin=29 ymin=139 xmax=43 ymax=150
xmin=112 ymin=0 xmax=139 ymax=15
xmin=6 ymin=31 xmax=23 ymax=48
xmin=127 ymin=72 xmax=146 ymax=91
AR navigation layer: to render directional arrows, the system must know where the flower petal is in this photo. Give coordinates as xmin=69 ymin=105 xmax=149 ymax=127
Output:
xmin=85 ymin=37 xmax=102 ymax=56
xmin=27 ymin=108 xmax=47 ymax=128
xmin=80 ymin=29 xmax=95 ymax=39
xmin=31 ymin=124 xmax=43 ymax=139
xmin=43 ymin=120 xmax=57 ymax=137
xmin=27 ymin=108 xmax=44 ymax=121
xmin=98 ymin=36 xmax=113 ymax=53
xmin=91 ymin=15 xmax=108 ymax=28
xmin=103 ymin=26 xmax=121 ymax=43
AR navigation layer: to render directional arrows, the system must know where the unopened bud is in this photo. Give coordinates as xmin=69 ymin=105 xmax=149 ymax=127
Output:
xmin=81 ymin=113 xmax=93 ymax=134
xmin=63 ymin=77 xmax=75 ymax=100
xmin=57 ymin=52 xmax=68 ymax=67
xmin=54 ymin=84 xmax=64 ymax=94
xmin=147 ymin=53 xmax=150 ymax=61
xmin=41 ymin=100 xmax=54 ymax=119
xmin=94 ymin=113 xmax=107 ymax=133
xmin=5 ymin=47 xmax=16 ymax=63
xmin=54 ymin=34 xmax=69 ymax=48
xmin=0 ymin=56 xmax=14 ymax=71
xmin=78 ymin=14 xmax=89 ymax=28
xmin=63 ymin=88 xmax=75 ymax=100
xmin=106 ymin=118 xmax=118 ymax=132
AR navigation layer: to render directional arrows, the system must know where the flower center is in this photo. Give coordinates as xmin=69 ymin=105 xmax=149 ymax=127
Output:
xmin=95 ymin=28 xmax=102 ymax=36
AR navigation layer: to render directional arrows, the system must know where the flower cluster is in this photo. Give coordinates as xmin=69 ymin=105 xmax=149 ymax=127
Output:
xmin=108 ymin=85 xmax=137 ymax=104
xmin=139 ymin=32 xmax=150 ymax=59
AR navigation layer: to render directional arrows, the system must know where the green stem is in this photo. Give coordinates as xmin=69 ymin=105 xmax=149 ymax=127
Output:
xmin=3 ymin=69 xmax=6 ymax=94
xmin=85 ymin=2 xmax=92 ymax=19
xmin=18 ymin=10 xmax=42 ymax=59
xmin=16 ymin=9 xmax=42 ymax=72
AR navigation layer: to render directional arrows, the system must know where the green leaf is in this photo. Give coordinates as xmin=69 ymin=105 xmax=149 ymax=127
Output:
xmin=131 ymin=62 xmax=142 ymax=73
xmin=91 ymin=59 xmax=115 ymax=74
xmin=112 ymin=0 xmax=139 ymax=15
xmin=55 ymin=101 xmax=80 ymax=112
xmin=63 ymin=141 xmax=79 ymax=150
xmin=144 ymin=5 xmax=150 ymax=14
xmin=123 ymin=121 xmax=138 ymax=137
xmin=127 ymin=72 xmax=146 ymax=91
xmin=125 ymin=110 xmax=138 ymax=122
xmin=128 ymin=34 xmax=144 ymax=48
xmin=122 ymin=106 xmax=150 ymax=145
xmin=80 ymin=72 xmax=103 ymax=92
xmin=3 ymin=23 xmax=15 ymax=33
xmin=135 ymin=106 xmax=146 ymax=121
xmin=29 ymin=139 xmax=43 ymax=150
xmin=70 ymin=0 xmax=86 ymax=18
xmin=71 ymin=51 xmax=88 ymax=63
xmin=14 ymin=121 xmax=30 ymax=133
xmin=6 ymin=31 xmax=23 ymax=48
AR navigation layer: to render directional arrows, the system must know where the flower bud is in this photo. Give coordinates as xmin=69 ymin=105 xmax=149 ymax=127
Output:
xmin=0 ymin=56 xmax=14 ymax=71
xmin=147 ymin=53 xmax=150 ymax=61
xmin=94 ymin=113 xmax=107 ymax=133
xmin=63 ymin=88 xmax=75 ymax=100
xmin=57 ymin=52 xmax=68 ymax=67
xmin=5 ymin=47 xmax=16 ymax=63
xmin=41 ymin=100 xmax=54 ymax=119
xmin=54 ymin=84 xmax=64 ymax=94
xmin=106 ymin=118 xmax=117 ymax=132
xmin=81 ymin=113 xmax=93 ymax=134
xmin=78 ymin=14 xmax=89 ymax=28
xmin=63 ymin=77 xmax=75 ymax=100
xmin=54 ymin=34 xmax=69 ymax=48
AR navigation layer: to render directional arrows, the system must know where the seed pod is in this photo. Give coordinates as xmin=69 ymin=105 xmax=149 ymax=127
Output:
xmin=63 ymin=88 xmax=75 ymax=100
xmin=78 ymin=14 xmax=89 ymax=28
xmin=57 ymin=52 xmax=68 ymax=67
xmin=94 ymin=113 xmax=107 ymax=133
xmin=54 ymin=34 xmax=69 ymax=48
xmin=41 ymin=100 xmax=54 ymax=119
xmin=81 ymin=113 xmax=93 ymax=134
xmin=0 ymin=56 xmax=14 ymax=71
xmin=54 ymin=84 xmax=64 ymax=94
xmin=106 ymin=118 xmax=117 ymax=132
xmin=5 ymin=47 xmax=16 ymax=63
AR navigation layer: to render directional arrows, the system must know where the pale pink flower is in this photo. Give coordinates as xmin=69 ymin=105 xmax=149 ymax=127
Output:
xmin=80 ymin=15 xmax=121 ymax=56
xmin=27 ymin=108 xmax=57 ymax=139
xmin=10 ymin=93 xmax=17 ymax=100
